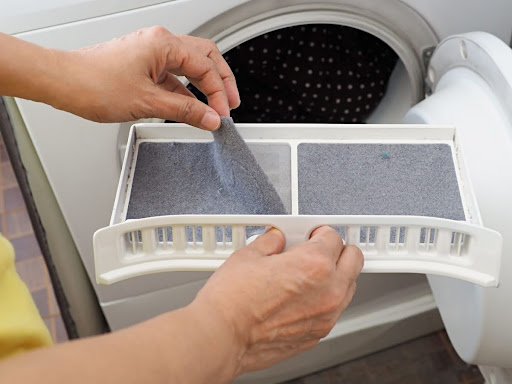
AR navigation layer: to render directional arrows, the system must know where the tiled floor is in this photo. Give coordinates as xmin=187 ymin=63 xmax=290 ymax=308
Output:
xmin=0 ymin=132 xmax=483 ymax=381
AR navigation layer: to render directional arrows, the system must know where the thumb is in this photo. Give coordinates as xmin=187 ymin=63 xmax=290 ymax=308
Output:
xmin=150 ymin=89 xmax=221 ymax=130
xmin=246 ymin=228 xmax=285 ymax=256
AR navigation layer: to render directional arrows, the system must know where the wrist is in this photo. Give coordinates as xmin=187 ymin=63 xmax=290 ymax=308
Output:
xmin=18 ymin=44 xmax=77 ymax=113
xmin=185 ymin=300 xmax=245 ymax=382
xmin=32 ymin=46 xmax=101 ymax=119
xmin=42 ymin=49 xmax=88 ymax=115
xmin=0 ymin=34 xmax=69 ymax=107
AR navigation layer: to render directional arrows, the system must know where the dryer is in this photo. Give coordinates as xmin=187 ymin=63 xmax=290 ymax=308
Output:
xmin=2 ymin=1 xmax=512 ymax=383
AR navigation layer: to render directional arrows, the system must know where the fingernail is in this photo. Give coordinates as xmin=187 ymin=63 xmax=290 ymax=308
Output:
xmin=267 ymin=228 xmax=282 ymax=236
xmin=201 ymin=111 xmax=221 ymax=130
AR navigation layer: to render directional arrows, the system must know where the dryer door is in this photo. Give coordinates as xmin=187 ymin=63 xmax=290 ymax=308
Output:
xmin=404 ymin=32 xmax=512 ymax=367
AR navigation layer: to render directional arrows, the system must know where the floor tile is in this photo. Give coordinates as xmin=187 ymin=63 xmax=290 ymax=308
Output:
xmin=466 ymin=375 xmax=485 ymax=384
xmin=54 ymin=316 xmax=68 ymax=343
xmin=31 ymin=287 xmax=50 ymax=318
xmin=15 ymin=257 xmax=47 ymax=291
xmin=11 ymin=234 xmax=42 ymax=262
xmin=1 ymin=162 xmax=17 ymax=188
xmin=457 ymin=365 xmax=485 ymax=383
xmin=4 ymin=209 xmax=32 ymax=237
xmin=431 ymin=349 xmax=457 ymax=371
xmin=0 ymin=141 xmax=9 ymax=163
xmin=0 ymin=191 xmax=4 ymax=215
xmin=48 ymin=286 xmax=60 ymax=317
xmin=322 ymin=359 xmax=372 ymax=383
xmin=3 ymin=187 xmax=25 ymax=211
xmin=43 ymin=317 xmax=54 ymax=340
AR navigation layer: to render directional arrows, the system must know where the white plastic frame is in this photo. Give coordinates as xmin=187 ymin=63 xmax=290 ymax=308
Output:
xmin=93 ymin=123 xmax=502 ymax=287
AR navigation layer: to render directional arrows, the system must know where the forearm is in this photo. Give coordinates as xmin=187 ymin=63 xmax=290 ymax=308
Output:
xmin=0 ymin=33 xmax=67 ymax=106
xmin=0 ymin=304 xmax=240 ymax=384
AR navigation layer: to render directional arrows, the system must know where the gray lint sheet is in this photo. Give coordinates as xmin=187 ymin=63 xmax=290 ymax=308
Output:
xmin=126 ymin=117 xmax=465 ymax=228
xmin=127 ymin=117 xmax=290 ymax=220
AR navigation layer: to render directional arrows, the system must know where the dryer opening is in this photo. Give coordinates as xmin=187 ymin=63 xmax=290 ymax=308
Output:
xmin=187 ymin=25 xmax=402 ymax=124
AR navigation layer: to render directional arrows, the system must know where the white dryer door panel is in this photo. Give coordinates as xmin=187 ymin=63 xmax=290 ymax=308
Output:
xmin=404 ymin=32 xmax=512 ymax=367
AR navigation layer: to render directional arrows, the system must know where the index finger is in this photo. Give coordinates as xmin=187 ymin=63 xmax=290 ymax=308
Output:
xmin=335 ymin=244 xmax=364 ymax=283
xmin=310 ymin=227 xmax=363 ymax=280
xmin=177 ymin=35 xmax=240 ymax=110
xmin=165 ymin=36 xmax=230 ymax=116
xmin=307 ymin=226 xmax=345 ymax=263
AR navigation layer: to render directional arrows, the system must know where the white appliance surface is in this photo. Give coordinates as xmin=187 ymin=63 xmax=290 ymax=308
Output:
xmin=3 ymin=0 xmax=512 ymax=42
xmin=404 ymin=32 xmax=512 ymax=370
xmin=0 ymin=0 xmax=169 ymax=35
xmin=4 ymin=1 xmax=512 ymax=381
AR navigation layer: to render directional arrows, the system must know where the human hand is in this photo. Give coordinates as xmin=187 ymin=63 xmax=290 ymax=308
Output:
xmin=191 ymin=226 xmax=364 ymax=377
xmin=52 ymin=26 xmax=240 ymax=129
xmin=0 ymin=225 xmax=361 ymax=384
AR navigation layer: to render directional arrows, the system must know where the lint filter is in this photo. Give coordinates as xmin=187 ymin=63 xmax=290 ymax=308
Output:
xmin=93 ymin=118 xmax=502 ymax=287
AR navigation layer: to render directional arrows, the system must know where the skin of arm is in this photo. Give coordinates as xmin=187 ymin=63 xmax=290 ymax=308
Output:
xmin=0 ymin=227 xmax=363 ymax=383
xmin=0 ymin=27 xmax=364 ymax=382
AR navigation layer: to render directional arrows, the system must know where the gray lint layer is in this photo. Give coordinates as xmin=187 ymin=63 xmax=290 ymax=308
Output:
xmin=211 ymin=117 xmax=288 ymax=215
xmin=297 ymin=143 xmax=465 ymax=220
xmin=126 ymin=117 xmax=289 ymax=224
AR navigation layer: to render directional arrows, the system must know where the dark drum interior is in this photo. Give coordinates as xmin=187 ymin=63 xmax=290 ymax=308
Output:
xmin=187 ymin=24 xmax=399 ymax=123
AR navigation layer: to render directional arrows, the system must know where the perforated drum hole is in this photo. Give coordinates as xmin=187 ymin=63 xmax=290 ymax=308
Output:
xmin=460 ymin=40 xmax=468 ymax=60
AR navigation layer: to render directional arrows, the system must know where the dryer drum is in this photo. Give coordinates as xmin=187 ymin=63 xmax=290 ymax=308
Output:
xmin=188 ymin=24 xmax=398 ymax=123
